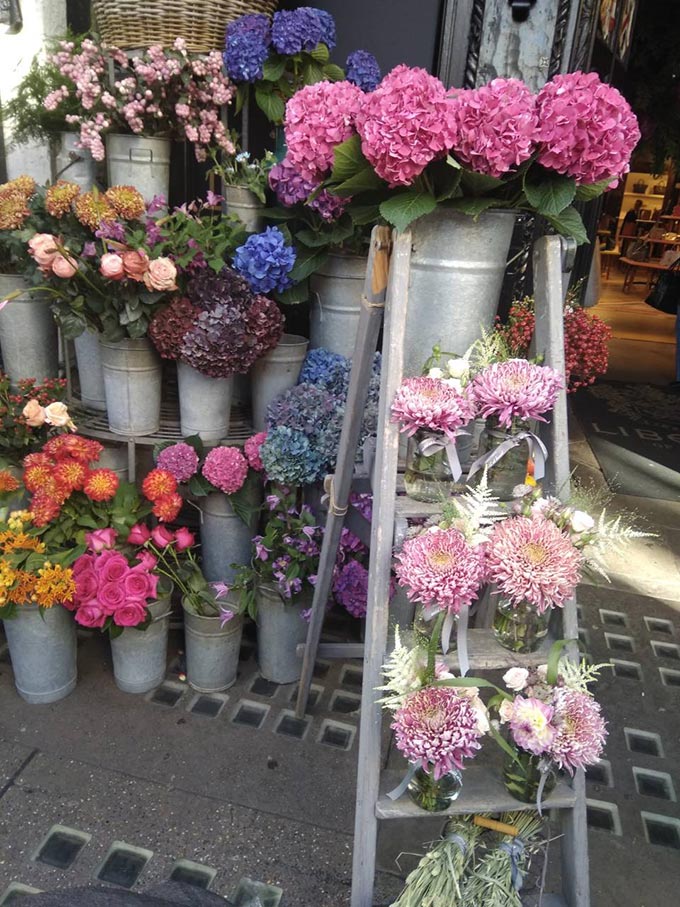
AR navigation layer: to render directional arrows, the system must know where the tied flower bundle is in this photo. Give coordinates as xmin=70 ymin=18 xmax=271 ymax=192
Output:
xmin=0 ymin=373 xmax=72 ymax=464
xmin=470 ymin=359 xmax=563 ymax=431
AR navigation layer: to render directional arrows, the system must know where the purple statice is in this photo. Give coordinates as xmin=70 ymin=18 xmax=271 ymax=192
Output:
xmin=271 ymin=8 xmax=327 ymax=54
xmin=223 ymin=14 xmax=272 ymax=82
xmin=96 ymin=220 xmax=126 ymax=241
xmin=260 ymin=426 xmax=326 ymax=486
xmin=345 ymin=50 xmax=381 ymax=92
xmin=268 ymin=157 xmax=317 ymax=207
xmin=308 ymin=188 xmax=350 ymax=222
xmin=333 ymin=559 xmax=369 ymax=618
xmin=232 ymin=226 xmax=296 ymax=295
xmin=298 ymin=348 xmax=351 ymax=396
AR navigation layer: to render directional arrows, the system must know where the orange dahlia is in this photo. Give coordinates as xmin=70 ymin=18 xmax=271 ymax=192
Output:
xmin=142 ymin=468 xmax=178 ymax=502
xmin=33 ymin=562 xmax=75 ymax=608
xmin=45 ymin=180 xmax=81 ymax=217
xmin=22 ymin=452 xmax=52 ymax=468
xmin=83 ymin=468 xmax=119 ymax=501
xmin=43 ymin=434 xmax=103 ymax=464
xmin=105 ymin=185 xmax=145 ymax=220
xmin=53 ymin=458 xmax=88 ymax=492
xmin=0 ymin=471 xmax=20 ymax=493
xmin=30 ymin=491 xmax=63 ymax=527
xmin=24 ymin=463 xmax=53 ymax=493
xmin=152 ymin=492 xmax=183 ymax=523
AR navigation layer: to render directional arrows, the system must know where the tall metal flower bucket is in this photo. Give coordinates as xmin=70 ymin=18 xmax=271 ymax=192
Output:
xmin=74 ymin=330 xmax=107 ymax=412
xmin=256 ymin=585 xmax=312 ymax=684
xmin=251 ymin=334 xmax=309 ymax=432
xmin=199 ymin=492 xmax=254 ymax=586
xmin=3 ymin=604 xmax=77 ymax=704
xmin=0 ymin=277 xmax=59 ymax=386
xmin=109 ymin=595 xmax=172 ymax=694
xmin=225 ymin=186 xmax=266 ymax=233
xmin=176 ymin=361 xmax=233 ymax=442
xmin=52 ymin=132 xmax=96 ymax=190
xmin=309 ymin=254 xmax=368 ymax=358
xmin=100 ymin=337 xmax=162 ymax=436
xmin=183 ymin=606 xmax=243 ymax=692
xmin=106 ymin=134 xmax=171 ymax=204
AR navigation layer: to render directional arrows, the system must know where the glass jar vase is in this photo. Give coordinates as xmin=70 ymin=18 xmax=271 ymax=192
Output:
xmin=473 ymin=425 xmax=532 ymax=501
xmin=503 ymin=748 xmax=556 ymax=804
xmin=407 ymin=765 xmax=463 ymax=811
xmin=404 ymin=429 xmax=462 ymax=503
xmin=492 ymin=598 xmax=549 ymax=653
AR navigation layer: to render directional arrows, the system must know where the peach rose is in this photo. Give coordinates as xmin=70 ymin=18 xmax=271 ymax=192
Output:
xmin=51 ymin=252 xmax=78 ymax=279
xmin=22 ymin=398 xmax=46 ymax=427
xmin=143 ymin=257 xmax=177 ymax=292
xmin=28 ymin=233 xmax=59 ymax=269
xmin=44 ymin=401 xmax=76 ymax=430
xmin=100 ymin=253 xmax=125 ymax=281
xmin=122 ymin=249 xmax=150 ymax=281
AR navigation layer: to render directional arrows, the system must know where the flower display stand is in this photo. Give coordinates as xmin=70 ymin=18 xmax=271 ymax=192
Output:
xmin=294 ymin=227 xmax=588 ymax=907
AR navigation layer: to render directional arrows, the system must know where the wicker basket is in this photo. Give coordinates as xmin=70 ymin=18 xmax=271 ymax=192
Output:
xmin=92 ymin=0 xmax=279 ymax=54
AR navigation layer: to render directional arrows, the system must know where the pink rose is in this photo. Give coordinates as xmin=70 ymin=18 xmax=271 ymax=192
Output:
xmin=113 ymin=601 xmax=148 ymax=627
xmin=28 ymin=233 xmax=59 ymax=269
xmin=147 ymin=571 xmax=159 ymax=600
xmin=22 ymin=399 xmax=46 ymax=427
xmin=75 ymin=602 xmax=107 ymax=628
xmin=122 ymin=249 xmax=150 ymax=281
xmin=51 ymin=252 xmax=78 ymax=278
xmin=127 ymin=523 xmax=151 ymax=545
xmin=85 ymin=527 xmax=118 ymax=553
xmin=98 ymin=581 xmax=127 ymax=614
xmin=124 ymin=569 xmax=152 ymax=601
xmin=100 ymin=253 xmax=125 ymax=280
xmin=174 ymin=526 xmax=195 ymax=551
xmin=72 ymin=553 xmax=95 ymax=576
xmin=151 ymin=525 xmax=174 ymax=548
xmin=143 ymin=257 xmax=177 ymax=292
xmin=100 ymin=555 xmax=129 ymax=585
xmin=136 ymin=550 xmax=158 ymax=571
xmin=74 ymin=569 xmax=99 ymax=603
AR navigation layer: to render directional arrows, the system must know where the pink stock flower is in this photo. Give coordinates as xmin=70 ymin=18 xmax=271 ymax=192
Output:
xmin=75 ymin=602 xmax=107 ymax=628
xmin=471 ymin=359 xmax=563 ymax=428
xmin=156 ymin=442 xmax=200 ymax=482
xmin=355 ymin=65 xmax=457 ymax=187
xmin=85 ymin=527 xmax=117 ymax=553
xmin=391 ymin=686 xmax=484 ymax=779
xmin=51 ymin=252 xmax=79 ymax=278
xmin=28 ymin=233 xmax=59 ymax=270
xmin=151 ymin=525 xmax=175 ymax=548
xmin=485 ymin=515 xmax=583 ymax=612
xmin=391 ymin=376 xmax=477 ymax=440
xmin=550 ymin=687 xmax=607 ymax=773
xmin=506 ymin=696 xmax=557 ymax=755
xmin=127 ymin=523 xmax=151 ymax=545
xmin=98 ymin=581 xmax=127 ymax=613
xmin=174 ymin=527 xmax=195 ymax=551
xmin=202 ymin=446 xmax=249 ymax=495
xmin=244 ymin=432 xmax=267 ymax=472
xmin=536 ymin=71 xmax=640 ymax=186
xmin=100 ymin=252 xmax=125 ymax=280
xmin=447 ymin=78 xmax=540 ymax=178
xmin=284 ymin=80 xmax=363 ymax=181
xmin=113 ymin=600 xmax=148 ymax=627
xmin=394 ymin=527 xmax=484 ymax=616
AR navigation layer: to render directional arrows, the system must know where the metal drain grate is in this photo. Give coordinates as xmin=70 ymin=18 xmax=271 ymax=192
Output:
xmin=232 ymin=877 xmax=283 ymax=907
xmin=250 ymin=677 xmax=280 ymax=698
xmin=0 ymin=883 xmax=42 ymax=904
xmin=148 ymin=683 xmax=184 ymax=707
xmin=330 ymin=691 xmax=361 ymax=715
xmin=275 ymin=711 xmax=310 ymax=740
xmin=586 ymin=799 xmax=621 ymax=835
xmin=633 ymin=768 xmax=676 ymax=801
xmin=624 ymin=729 xmax=664 ymax=757
xmin=318 ymin=719 xmax=355 ymax=751
xmin=611 ymin=659 xmax=642 ymax=680
xmin=641 ymin=813 xmax=680 ymax=850
xmin=96 ymin=842 xmax=152 ymax=888
xmin=587 ymin=760 xmax=613 ymax=788
xmin=651 ymin=641 xmax=680 ymax=661
xmin=33 ymin=825 xmax=90 ymax=870
xmin=290 ymin=684 xmax=322 ymax=712
xmin=644 ymin=617 xmax=674 ymax=636
xmin=312 ymin=661 xmax=331 ymax=679
xmin=599 ymin=609 xmax=628 ymax=628
xmin=604 ymin=633 xmax=635 ymax=653
xmin=169 ymin=859 xmax=216 ymax=889
xmin=189 ymin=694 xmax=227 ymax=718
xmin=659 ymin=667 xmax=680 ymax=688
xmin=339 ymin=666 xmax=363 ymax=689
xmin=232 ymin=700 xmax=269 ymax=729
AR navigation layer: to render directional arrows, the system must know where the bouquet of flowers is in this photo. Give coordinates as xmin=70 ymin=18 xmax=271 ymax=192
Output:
xmin=209 ymin=147 xmax=277 ymax=204
xmin=470 ymin=359 xmax=563 ymax=431
xmin=0 ymin=373 xmax=73 ymax=465
xmin=0 ymin=176 xmax=48 ymax=275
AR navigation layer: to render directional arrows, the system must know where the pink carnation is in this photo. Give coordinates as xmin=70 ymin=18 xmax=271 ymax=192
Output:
xmin=355 ymin=65 xmax=458 ymax=187
xmin=244 ymin=432 xmax=267 ymax=472
xmin=157 ymin=442 xmax=200 ymax=483
xmin=447 ymin=79 xmax=540 ymax=178
xmin=536 ymin=71 xmax=640 ymax=186
xmin=485 ymin=515 xmax=582 ymax=612
xmin=550 ymin=687 xmax=607 ymax=773
xmin=391 ymin=376 xmax=476 ymax=440
xmin=394 ymin=527 xmax=484 ymax=617
xmin=392 ymin=686 xmax=483 ymax=779
xmin=284 ymin=80 xmax=363 ymax=181
xmin=471 ymin=359 xmax=563 ymax=428
xmin=202 ymin=446 xmax=249 ymax=495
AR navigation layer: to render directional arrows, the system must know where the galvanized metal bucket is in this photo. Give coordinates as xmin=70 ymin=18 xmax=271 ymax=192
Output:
xmin=97 ymin=442 xmax=130 ymax=483
xmin=74 ymin=330 xmax=107 ymax=412
xmin=199 ymin=492 xmax=254 ymax=585
xmin=405 ymin=209 xmax=517 ymax=377
xmin=106 ymin=134 xmax=171 ymax=204
xmin=52 ymin=132 xmax=96 ymax=190
xmin=225 ymin=186 xmax=265 ymax=233
xmin=3 ymin=604 xmax=77 ymax=704
xmin=110 ymin=595 xmax=171 ymax=694
xmin=176 ymin=361 xmax=232 ymax=442
xmin=0 ymin=277 xmax=59 ymax=386
xmin=100 ymin=337 xmax=162 ymax=436
xmin=309 ymin=254 xmax=367 ymax=358
xmin=251 ymin=333 xmax=309 ymax=432
xmin=256 ymin=584 xmax=312 ymax=684
xmin=183 ymin=605 xmax=243 ymax=692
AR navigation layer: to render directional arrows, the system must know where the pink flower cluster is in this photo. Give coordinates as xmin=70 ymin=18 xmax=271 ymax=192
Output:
xmin=157 ymin=442 xmax=200 ymax=483
xmin=284 ymin=80 xmax=363 ymax=181
xmin=392 ymin=686 xmax=484 ymax=778
xmin=244 ymin=432 xmax=267 ymax=472
xmin=28 ymin=233 xmax=77 ymax=278
xmin=99 ymin=249 xmax=177 ymax=292
xmin=536 ymin=71 xmax=641 ymax=186
xmin=471 ymin=359 xmax=563 ymax=428
xmin=202 ymin=446 xmax=249 ymax=495
xmin=447 ymin=78 xmax=540 ymax=178
xmin=355 ymin=65 xmax=457 ymax=187
xmin=391 ymin=376 xmax=476 ymax=440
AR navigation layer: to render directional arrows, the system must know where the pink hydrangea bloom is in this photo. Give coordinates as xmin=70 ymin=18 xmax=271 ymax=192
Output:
xmin=157 ymin=442 xmax=200 ymax=483
xmin=507 ymin=696 xmax=557 ymax=755
xmin=202 ymin=446 xmax=248 ymax=494
xmin=485 ymin=515 xmax=583 ymax=612
xmin=447 ymin=79 xmax=540 ymax=178
xmin=244 ymin=432 xmax=267 ymax=472
xmin=394 ymin=527 xmax=484 ymax=616
xmin=355 ymin=64 xmax=458 ymax=187
xmin=550 ymin=687 xmax=607 ymax=773
xmin=391 ymin=376 xmax=477 ymax=440
xmin=536 ymin=71 xmax=640 ymax=186
xmin=392 ymin=686 xmax=483 ymax=778
xmin=284 ymin=80 xmax=363 ymax=181
xmin=471 ymin=359 xmax=563 ymax=428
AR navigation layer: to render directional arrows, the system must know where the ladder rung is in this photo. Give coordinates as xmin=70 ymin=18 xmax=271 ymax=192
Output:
xmin=296 ymin=642 xmax=365 ymax=659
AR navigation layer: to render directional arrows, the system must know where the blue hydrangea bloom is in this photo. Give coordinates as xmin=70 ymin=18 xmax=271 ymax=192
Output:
xmin=345 ymin=50 xmax=381 ymax=92
xmin=232 ymin=226 xmax=296 ymax=295
xmin=271 ymin=7 xmax=326 ymax=54
xmin=311 ymin=8 xmax=336 ymax=49
xmin=298 ymin=348 xmax=351 ymax=396
xmin=223 ymin=14 xmax=271 ymax=83
xmin=261 ymin=426 xmax=326 ymax=485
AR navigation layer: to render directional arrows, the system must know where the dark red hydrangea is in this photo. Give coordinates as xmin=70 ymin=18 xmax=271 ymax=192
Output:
xmin=148 ymin=296 xmax=201 ymax=360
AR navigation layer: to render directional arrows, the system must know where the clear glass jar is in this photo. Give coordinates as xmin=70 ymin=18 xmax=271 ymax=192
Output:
xmin=407 ymin=765 xmax=463 ymax=811
xmin=404 ymin=429 xmax=462 ymax=503
xmin=503 ymin=748 xmax=556 ymax=804
xmin=473 ymin=425 xmax=532 ymax=501
xmin=492 ymin=598 xmax=550 ymax=653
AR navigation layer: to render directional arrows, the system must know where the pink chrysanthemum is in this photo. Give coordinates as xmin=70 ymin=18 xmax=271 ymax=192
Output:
xmin=391 ymin=376 xmax=477 ymax=440
xmin=448 ymin=79 xmax=540 ymax=178
xmin=157 ymin=442 xmax=200 ymax=483
xmin=485 ymin=516 xmax=582 ymax=612
xmin=536 ymin=71 xmax=640 ymax=186
xmin=394 ymin=527 xmax=484 ymax=616
xmin=471 ymin=359 xmax=563 ymax=428
xmin=507 ymin=696 xmax=557 ymax=755
xmin=284 ymin=80 xmax=363 ymax=181
xmin=244 ymin=432 xmax=267 ymax=472
xmin=202 ymin=446 xmax=248 ymax=495
xmin=392 ymin=686 xmax=483 ymax=779
xmin=550 ymin=687 xmax=607 ymax=774
xmin=355 ymin=64 xmax=458 ymax=187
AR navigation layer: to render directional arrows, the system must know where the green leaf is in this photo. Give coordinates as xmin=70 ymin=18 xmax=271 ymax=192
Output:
xmin=322 ymin=63 xmax=346 ymax=82
xmin=544 ymin=205 xmax=590 ymax=246
xmin=274 ymin=280 xmax=310 ymax=305
xmin=302 ymin=60 xmax=326 ymax=85
xmin=189 ymin=474 xmax=212 ymax=497
xmin=379 ymin=190 xmax=437 ymax=232
xmin=523 ymin=170 xmax=576 ymax=217
xmin=310 ymin=44 xmax=330 ymax=64
xmin=574 ymin=177 xmax=613 ymax=201
xmin=349 ymin=203 xmax=381 ymax=226
xmin=460 ymin=169 xmax=506 ymax=195
xmin=262 ymin=56 xmax=287 ymax=81
xmin=234 ymin=84 xmax=249 ymax=116
xmin=254 ymin=86 xmax=285 ymax=123
xmin=446 ymin=197 xmax=504 ymax=218
xmin=289 ymin=246 xmax=328 ymax=282
xmin=333 ymin=166 xmax=384 ymax=197
xmin=328 ymin=135 xmax=366 ymax=186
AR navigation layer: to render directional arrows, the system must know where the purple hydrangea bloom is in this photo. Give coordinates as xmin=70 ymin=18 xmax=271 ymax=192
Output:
xmin=345 ymin=50 xmax=381 ymax=92
xmin=333 ymin=559 xmax=369 ymax=618
xmin=268 ymin=157 xmax=317 ymax=207
xmin=310 ymin=8 xmax=336 ymax=49
xmin=260 ymin=426 xmax=326 ymax=485
xmin=298 ymin=348 xmax=351 ymax=396
xmin=308 ymin=188 xmax=350 ymax=222
xmin=232 ymin=226 xmax=296 ymax=294
xmin=271 ymin=8 xmax=326 ymax=54
xmin=223 ymin=14 xmax=272 ymax=82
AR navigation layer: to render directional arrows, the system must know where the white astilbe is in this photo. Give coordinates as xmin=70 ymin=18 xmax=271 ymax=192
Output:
xmin=559 ymin=656 xmax=611 ymax=692
xmin=441 ymin=469 xmax=506 ymax=545
xmin=377 ymin=627 xmax=431 ymax=710
xmin=581 ymin=509 xmax=653 ymax=581
xmin=465 ymin=327 xmax=512 ymax=371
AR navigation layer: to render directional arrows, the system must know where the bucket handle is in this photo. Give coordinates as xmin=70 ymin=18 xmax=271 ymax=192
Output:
xmin=150 ymin=609 xmax=173 ymax=623
xmin=129 ymin=148 xmax=154 ymax=163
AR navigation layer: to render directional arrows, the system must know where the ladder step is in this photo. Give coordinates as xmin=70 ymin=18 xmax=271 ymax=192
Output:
xmin=296 ymin=642 xmax=365 ymax=659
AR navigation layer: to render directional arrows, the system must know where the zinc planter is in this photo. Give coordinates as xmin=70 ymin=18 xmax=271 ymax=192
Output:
xmin=309 ymin=254 xmax=367 ymax=358
xmin=110 ymin=595 xmax=172 ymax=694
xmin=225 ymin=186 xmax=265 ymax=233
xmin=106 ymin=134 xmax=171 ymax=204
xmin=183 ymin=605 xmax=243 ymax=692
xmin=100 ymin=337 xmax=162 ymax=436
xmin=3 ymin=605 xmax=77 ymax=704
xmin=74 ymin=330 xmax=107 ymax=411
xmin=251 ymin=334 xmax=309 ymax=432
xmin=52 ymin=132 xmax=96 ymax=189
xmin=0 ymin=276 xmax=58 ymax=386
xmin=176 ymin=361 xmax=232 ymax=442
xmin=199 ymin=492 xmax=254 ymax=585
xmin=404 ymin=209 xmax=516 ymax=378
xmin=97 ymin=442 xmax=130 ymax=483
xmin=256 ymin=584 xmax=311 ymax=684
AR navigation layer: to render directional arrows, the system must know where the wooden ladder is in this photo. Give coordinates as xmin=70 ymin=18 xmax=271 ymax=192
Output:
xmin=295 ymin=225 xmax=588 ymax=907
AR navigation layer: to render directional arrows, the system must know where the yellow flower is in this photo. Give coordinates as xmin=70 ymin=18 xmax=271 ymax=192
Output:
xmin=33 ymin=562 xmax=75 ymax=609
xmin=0 ymin=530 xmax=45 ymax=553
xmin=7 ymin=510 xmax=32 ymax=532
xmin=0 ymin=560 xmax=17 ymax=589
